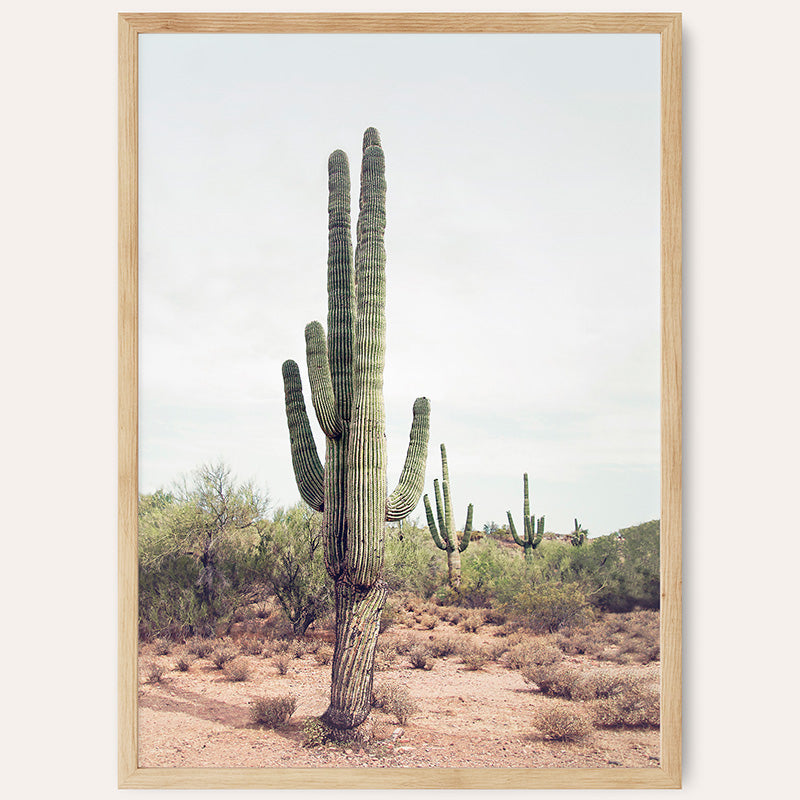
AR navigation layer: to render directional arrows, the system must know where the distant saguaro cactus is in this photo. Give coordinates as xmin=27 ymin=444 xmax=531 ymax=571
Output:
xmin=507 ymin=473 xmax=544 ymax=560
xmin=571 ymin=518 xmax=588 ymax=547
xmin=282 ymin=128 xmax=430 ymax=731
xmin=423 ymin=443 xmax=473 ymax=588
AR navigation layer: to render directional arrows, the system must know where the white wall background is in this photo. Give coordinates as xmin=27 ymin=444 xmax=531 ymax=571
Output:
xmin=1 ymin=1 xmax=798 ymax=798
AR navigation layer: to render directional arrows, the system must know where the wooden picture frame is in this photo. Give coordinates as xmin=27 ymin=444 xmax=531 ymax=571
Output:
xmin=119 ymin=12 xmax=681 ymax=789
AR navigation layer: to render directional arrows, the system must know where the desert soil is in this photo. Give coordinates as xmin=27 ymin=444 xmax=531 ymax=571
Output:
xmin=138 ymin=621 xmax=660 ymax=770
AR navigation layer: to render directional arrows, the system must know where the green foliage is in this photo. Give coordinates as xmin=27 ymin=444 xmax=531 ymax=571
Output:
xmin=256 ymin=504 xmax=332 ymax=635
xmin=138 ymin=461 xmax=270 ymax=639
xmin=383 ymin=521 xmax=445 ymax=598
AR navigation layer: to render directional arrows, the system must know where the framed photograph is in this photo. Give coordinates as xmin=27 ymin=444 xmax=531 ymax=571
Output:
xmin=119 ymin=13 xmax=681 ymax=789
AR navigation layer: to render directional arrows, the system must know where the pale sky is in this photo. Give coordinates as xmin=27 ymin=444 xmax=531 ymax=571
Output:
xmin=138 ymin=32 xmax=661 ymax=537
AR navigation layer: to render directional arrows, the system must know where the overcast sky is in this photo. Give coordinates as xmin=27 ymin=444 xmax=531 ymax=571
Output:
xmin=138 ymin=32 xmax=661 ymax=537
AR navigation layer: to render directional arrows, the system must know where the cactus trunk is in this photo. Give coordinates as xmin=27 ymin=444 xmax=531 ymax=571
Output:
xmin=282 ymin=129 xmax=429 ymax=732
xmin=508 ymin=473 xmax=544 ymax=559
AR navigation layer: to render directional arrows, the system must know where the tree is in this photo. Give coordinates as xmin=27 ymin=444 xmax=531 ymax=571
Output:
xmin=259 ymin=504 xmax=332 ymax=635
xmin=138 ymin=461 xmax=270 ymax=636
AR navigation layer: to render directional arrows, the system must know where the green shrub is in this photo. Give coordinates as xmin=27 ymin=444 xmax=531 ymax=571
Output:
xmin=500 ymin=582 xmax=593 ymax=633
xmin=301 ymin=717 xmax=329 ymax=747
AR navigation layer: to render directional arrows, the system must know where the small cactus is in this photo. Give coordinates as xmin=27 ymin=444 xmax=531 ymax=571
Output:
xmin=507 ymin=473 xmax=544 ymax=560
xmin=570 ymin=518 xmax=588 ymax=547
xmin=423 ymin=443 xmax=473 ymax=588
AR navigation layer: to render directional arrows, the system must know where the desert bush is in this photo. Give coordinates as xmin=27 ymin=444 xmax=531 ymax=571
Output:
xmin=380 ymin=601 xmax=397 ymax=633
xmin=507 ymin=640 xmax=563 ymax=671
xmin=211 ymin=645 xmax=237 ymax=669
xmin=501 ymin=582 xmax=593 ymax=633
xmin=591 ymin=678 xmax=660 ymax=728
xmin=458 ymin=641 xmax=489 ymax=670
xmin=313 ymin=646 xmax=333 ymax=666
xmin=408 ymin=645 xmax=433 ymax=670
xmin=389 ymin=632 xmax=416 ymax=656
xmin=372 ymin=681 xmax=418 ymax=724
xmin=250 ymin=695 xmax=297 ymax=728
xmin=144 ymin=662 xmax=166 ymax=684
xmin=289 ymin=639 xmax=307 ymax=659
xmin=224 ymin=658 xmax=250 ymax=682
xmin=573 ymin=669 xmax=641 ymax=701
xmin=458 ymin=609 xmax=484 ymax=633
xmin=187 ymin=637 xmax=215 ymax=658
xmin=174 ymin=654 xmax=195 ymax=672
xmin=301 ymin=717 xmax=329 ymax=747
xmin=418 ymin=613 xmax=437 ymax=630
xmin=522 ymin=663 xmax=583 ymax=699
xmin=152 ymin=638 xmax=172 ymax=655
xmin=533 ymin=702 xmax=593 ymax=741
xmin=239 ymin=637 xmax=264 ymax=656
xmin=427 ymin=633 xmax=459 ymax=658
xmin=273 ymin=653 xmax=291 ymax=675
xmin=253 ymin=602 xmax=273 ymax=620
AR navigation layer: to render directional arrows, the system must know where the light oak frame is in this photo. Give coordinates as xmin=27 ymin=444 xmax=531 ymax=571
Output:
xmin=119 ymin=12 xmax=681 ymax=789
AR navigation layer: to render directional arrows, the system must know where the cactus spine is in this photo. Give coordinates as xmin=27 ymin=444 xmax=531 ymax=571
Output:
xmin=282 ymin=128 xmax=430 ymax=730
xmin=507 ymin=473 xmax=544 ymax=560
xmin=571 ymin=518 xmax=588 ymax=547
xmin=423 ymin=443 xmax=473 ymax=589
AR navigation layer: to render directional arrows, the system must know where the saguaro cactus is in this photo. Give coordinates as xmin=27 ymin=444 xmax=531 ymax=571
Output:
xmin=282 ymin=128 xmax=430 ymax=731
xmin=571 ymin=518 xmax=588 ymax=547
xmin=507 ymin=473 xmax=545 ymax=560
xmin=423 ymin=443 xmax=473 ymax=589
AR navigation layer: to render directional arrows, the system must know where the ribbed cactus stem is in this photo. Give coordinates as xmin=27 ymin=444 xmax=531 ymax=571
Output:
xmin=281 ymin=129 xmax=430 ymax=731
xmin=507 ymin=472 xmax=545 ymax=560
xmin=424 ymin=443 xmax=473 ymax=588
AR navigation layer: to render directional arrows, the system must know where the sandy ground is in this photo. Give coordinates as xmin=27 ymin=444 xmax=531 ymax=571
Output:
xmin=138 ymin=622 xmax=660 ymax=770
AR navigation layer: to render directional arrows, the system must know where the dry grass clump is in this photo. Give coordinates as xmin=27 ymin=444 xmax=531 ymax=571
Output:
xmin=387 ymin=632 xmax=416 ymax=656
xmin=458 ymin=609 xmax=484 ymax=633
xmin=239 ymin=637 xmax=264 ymax=656
xmin=591 ymin=679 xmax=660 ymax=728
xmin=223 ymin=657 xmax=251 ymax=682
xmin=152 ymin=638 xmax=172 ymax=656
xmin=522 ymin=662 xmax=583 ymax=699
xmin=572 ymin=669 xmax=641 ymax=701
xmin=144 ymin=662 xmax=166 ymax=684
xmin=187 ymin=637 xmax=215 ymax=659
xmin=289 ymin=639 xmax=308 ymax=659
xmin=211 ymin=645 xmax=237 ymax=669
xmin=408 ymin=645 xmax=434 ymax=670
xmin=372 ymin=680 xmax=418 ymax=724
xmin=458 ymin=641 xmax=489 ymax=671
xmin=557 ymin=611 xmax=660 ymax=665
xmin=250 ymin=695 xmax=297 ymax=728
xmin=506 ymin=640 xmax=563 ymax=671
xmin=533 ymin=702 xmax=593 ymax=742
xmin=417 ymin=612 xmax=437 ymax=630
xmin=427 ymin=633 xmax=459 ymax=658
xmin=273 ymin=653 xmax=292 ymax=675
xmin=253 ymin=602 xmax=273 ymax=620
xmin=174 ymin=654 xmax=195 ymax=672
xmin=374 ymin=641 xmax=398 ymax=671
xmin=313 ymin=645 xmax=333 ymax=666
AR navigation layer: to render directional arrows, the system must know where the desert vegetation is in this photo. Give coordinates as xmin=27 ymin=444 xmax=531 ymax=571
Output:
xmin=138 ymin=465 xmax=660 ymax=768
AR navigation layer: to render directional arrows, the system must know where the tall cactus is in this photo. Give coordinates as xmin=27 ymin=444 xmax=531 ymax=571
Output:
xmin=507 ymin=473 xmax=545 ymax=560
xmin=282 ymin=128 xmax=430 ymax=731
xmin=571 ymin=518 xmax=588 ymax=547
xmin=423 ymin=443 xmax=473 ymax=589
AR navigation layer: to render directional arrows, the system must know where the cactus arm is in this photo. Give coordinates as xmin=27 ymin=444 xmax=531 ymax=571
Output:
xmin=326 ymin=149 xmax=355 ymax=422
xmin=346 ymin=133 xmax=388 ymax=587
xmin=424 ymin=493 xmax=447 ymax=550
xmin=533 ymin=515 xmax=544 ymax=548
xmin=305 ymin=321 xmax=341 ymax=438
xmin=433 ymin=479 xmax=452 ymax=550
xmin=281 ymin=359 xmax=325 ymax=511
xmin=507 ymin=510 xmax=525 ymax=547
xmin=459 ymin=503 xmax=474 ymax=552
xmin=386 ymin=396 xmax=431 ymax=521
